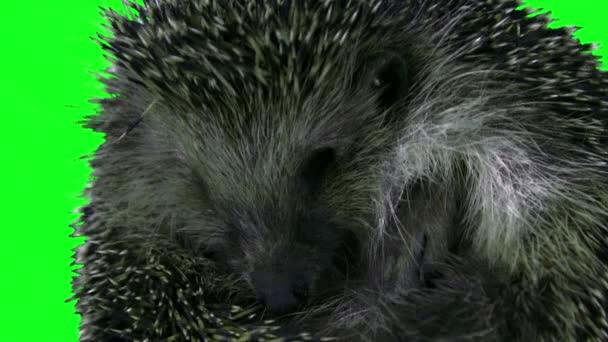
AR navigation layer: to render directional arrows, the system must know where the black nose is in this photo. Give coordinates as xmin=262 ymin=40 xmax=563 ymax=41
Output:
xmin=250 ymin=270 xmax=309 ymax=314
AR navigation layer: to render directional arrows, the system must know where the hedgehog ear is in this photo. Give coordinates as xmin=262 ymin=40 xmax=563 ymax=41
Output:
xmin=367 ymin=51 xmax=409 ymax=109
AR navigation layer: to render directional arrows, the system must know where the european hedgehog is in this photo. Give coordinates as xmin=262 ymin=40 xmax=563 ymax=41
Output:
xmin=73 ymin=0 xmax=608 ymax=341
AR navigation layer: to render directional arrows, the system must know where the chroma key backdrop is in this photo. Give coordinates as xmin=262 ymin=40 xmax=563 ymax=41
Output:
xmin=0 ymin=0 xmax=606 ymax=341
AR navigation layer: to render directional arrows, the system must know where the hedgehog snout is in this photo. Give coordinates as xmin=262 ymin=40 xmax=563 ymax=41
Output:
xmin=250 ymin=269 xmax=310 ymax=314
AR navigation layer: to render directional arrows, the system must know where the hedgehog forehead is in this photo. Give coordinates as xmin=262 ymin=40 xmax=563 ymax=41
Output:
xmin=186 ymin=93 xmax=370 ymax=189
xmin=175 ymin=85 xmax=382 ymax=207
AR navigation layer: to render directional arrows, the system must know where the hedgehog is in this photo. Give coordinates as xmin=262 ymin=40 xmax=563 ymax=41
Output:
xmin=72 ymin=0 xmax=608 ymax=341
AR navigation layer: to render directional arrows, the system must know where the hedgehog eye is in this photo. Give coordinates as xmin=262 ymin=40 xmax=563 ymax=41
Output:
xmin=369 ymin=51 xmax=409 ymax=108
xmin=300 ymin=147 xmax=336 ymax=192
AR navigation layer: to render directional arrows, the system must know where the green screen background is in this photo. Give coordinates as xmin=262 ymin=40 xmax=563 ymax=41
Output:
xmin=0 ymin=0 xmax=606 ymax=341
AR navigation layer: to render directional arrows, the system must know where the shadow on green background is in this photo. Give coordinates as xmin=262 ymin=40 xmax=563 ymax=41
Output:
xmin=0 ymin=1 xmax=605 ymax=341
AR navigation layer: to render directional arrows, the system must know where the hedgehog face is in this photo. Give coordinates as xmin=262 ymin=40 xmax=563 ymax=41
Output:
xmin=109 ymin=0 xmax=469 ymax=318
xmin=173 ymin=50 xmax=415 ymax=314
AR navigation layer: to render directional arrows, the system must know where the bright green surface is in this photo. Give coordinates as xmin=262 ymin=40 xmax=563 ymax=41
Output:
xmin=0 ymin=1 xmax=605 ymax=341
